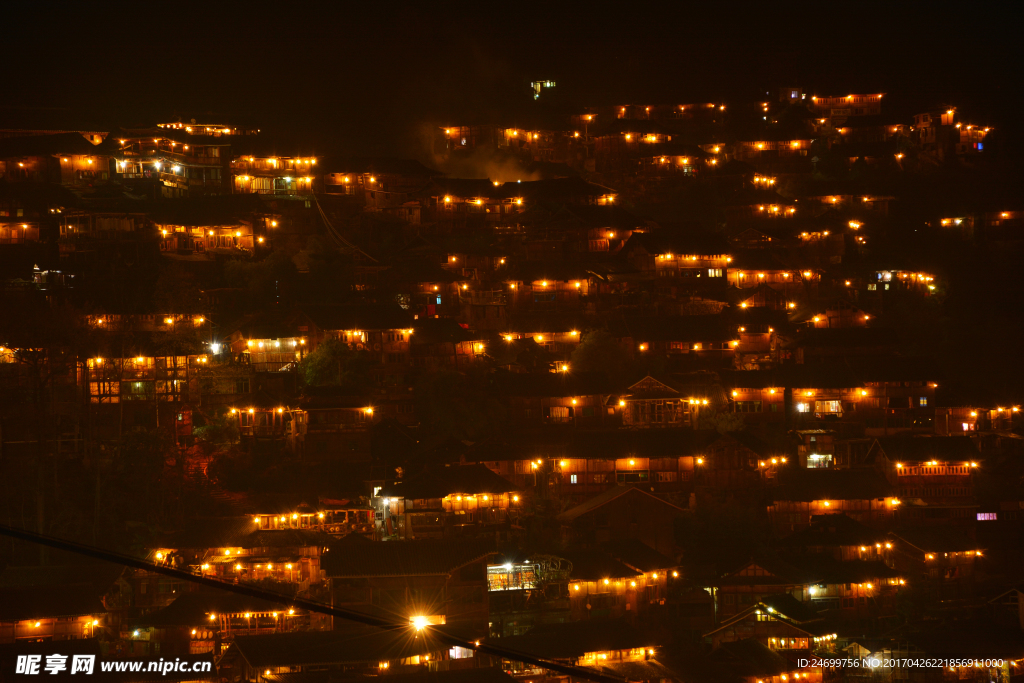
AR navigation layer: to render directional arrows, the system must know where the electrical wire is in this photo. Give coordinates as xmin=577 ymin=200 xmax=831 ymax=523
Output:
xmin=0 ymin=524 xmax=625 ymax=683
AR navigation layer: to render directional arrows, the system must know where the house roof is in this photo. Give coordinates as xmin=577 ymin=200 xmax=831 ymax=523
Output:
xmin=148 ymin=194 xmax=269 ymax=226
xmin=499 ymin=176 xmax=615 ymax=202
xmin=161 ymin=517 xmax=335 ymax=550
xmin=0 ymin=584 xmax=107 ymax=622
xmin=561 ymin=549 xmax=642 ymax=581
xmin=332 ymin=669 xmax=516 ymax=683
xmin=601 ymin=539 xmax=677 ymax=572
xmin=558 ymin=485 xmax=684 ymax=523
xmin=299 ymin=304 xmax=413 ymax=332
xmin=381 ymin=464 xmax=519 ymax=499
xmin=134 ymin=591 xmax=292 ymax=628
xmin=411 ymin=317 xmax=482 ymax=345
xmin=228 ymin=627 xmax=440 ymax=668
xmin=772 ymin=468 xmax=895 ymax=502
xmin=704 ymin=600 xmax=824 ymax=639
xmin=464 ymin=427 xmax=720 ymax=463
xmin=708 ymin=638 xmax=793 ymax=677
xmin=780 ymin=327 xmax=897 ymax=351
xmin=621 ymin=230 xmax=731 ymax=257
xmin=720 ymin=366 xmax=864 ymax=390
xmin=0 ymin=132 xmax=116 ymax=158
xmin=323 ymin=157 xmax=440 ymax=177
xmin=608 ymin=316 xmax=735 ymax=343
xmin=592 ymin=119 xmax=673 ymax=137
xmin=491 ymin=371 xmax=618 ymax=398
xmin=480 ymin=618 xmax=655 ymax=660
xmin=776 ymin=513 xmax=888 ymax=549
xmin=790 ymin=557 xmax=901 ymax=584
xmin=0 ymin=564 xmax=122 ymax=622
xmin=714 ymin=558 xmax=814 ymax=587
xmin=549 ymin=204 xmax=645 ymax=230
xmin=758 ymin=594 xmax=823 ymax=624
xmin=889 ymin=527 xmax=982 ymax=554
xmin=869 ymin=436 xmax=980 ymax=465
xmin=320 ymin=535 xmax=493 ymax=578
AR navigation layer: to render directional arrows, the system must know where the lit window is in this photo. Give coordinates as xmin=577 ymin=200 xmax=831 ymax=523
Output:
xmin=570 ymin=474 xmax=578 ymax=484
xmin=977 ymin=512 xmax=997 ymax=521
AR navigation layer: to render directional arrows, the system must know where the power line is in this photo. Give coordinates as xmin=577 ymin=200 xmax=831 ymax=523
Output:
xmin=0 ymin=524 xmax=625 ymax=683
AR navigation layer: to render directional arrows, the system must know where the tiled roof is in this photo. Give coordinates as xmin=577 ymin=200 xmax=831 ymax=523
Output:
xmin=480 ymin=617 xmax=655 ymax=660
xmin=709 ymin=637 xmax=792 ymax=677
xmin=608 ymin=316 xmax=735 ymax=343
xmin=776 ymin=513 xmax=888 ymax=549
xmin=561 ymin=549 xmax=642 ymax=581
xmin=333 ymin=669 xmax=516 ymax=683
xmin=601 ymin=539 xmax=677 ymax=572
xmin=161 ymin=517 xmax=335 ymax=551
xmin=298 ymin=304 xmax=413 ymax=332
xmin=890 ymin=527 xmax=982 ymax=554
xmin=0 ymin=132 xmax=116 ymax=157
xmin=491 ymin=371 xmax=618 ymax=398
xmin=464 ymin=427 xmax=720 ymax=463
xmin=0 ymin=584 xmax=106 ymax=621
xmin=772 ymin=468 xmax=895 ymax=502
xmin=134 ymin=591 xmax=293 ymax=627
xmin=870 ymin=436 xmax=980 ymax=464
xmin=321 ymin=535 xmax=494 ymax=578
xmin=558 ymin=485 xmax=684 ymax=523
xmin=381 ymin=464 xmax=519 ymax=499
xmin=229 ymin=626 xmax=438 ymax=668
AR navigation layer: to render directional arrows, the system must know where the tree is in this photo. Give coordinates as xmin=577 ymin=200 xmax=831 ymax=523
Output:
xmin=297 ymin=337 xmax=370 ymax=390
xmin=570 ymin=330 xmax=635 ymax=384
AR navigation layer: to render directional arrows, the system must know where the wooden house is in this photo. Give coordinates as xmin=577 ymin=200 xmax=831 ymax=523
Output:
xmin=480 ymin=618 xmax=667 ymax=681
xmin=557 ymin=486 xmax=683 ymax=558
xmin=715 ymin=556 xmax=903 ymax=619
xmin=229 ymin=141 xmax=319 ymax=196
xmin=619 ymin=231 xmax=731 ymax=281
xmin=321 ymin=156 xmax=438 ymax=214
xmin=0 ymin=132 xmax=117 ymax=188
xmin=768 ymin=468 xmax=899 ymax=533
xmin=218 ymin=627 xmax=471 ymax=682
xmin=378 ymin=464 xmax=522 ymax=541
xmin=0 ymin=565 xmax=118 ymax=645
xmin=889 ymin=528 xmax=983 ymax=598
xmin=130 ymin=591 xmax=310 ymax=657
xmin=493 ymin=371 xmax=615 ymax=429
xmin=323 ymin=534 xmax=494 ymax=632
xmin=114 ymin=127 xmax=231 ymax=198
xmin=808 ymin=93 xmax=885 ymax=119
xmin=864 ymin=436 xmax=981 ymax=525
xmin=703 ymin=596 xmax=833 ymax=652
xmin=149 ymin=516 xmax=334 ymax=590
xmin=466 ymin=428 xmax=716 ymax=502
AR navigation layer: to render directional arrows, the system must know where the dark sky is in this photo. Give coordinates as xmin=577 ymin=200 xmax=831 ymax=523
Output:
xmin=5 ymin=1 xmax=1021 ymax=159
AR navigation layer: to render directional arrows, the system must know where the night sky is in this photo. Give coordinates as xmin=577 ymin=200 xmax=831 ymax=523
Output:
xmin=5 ymin=2 xmax=1022 ymax=159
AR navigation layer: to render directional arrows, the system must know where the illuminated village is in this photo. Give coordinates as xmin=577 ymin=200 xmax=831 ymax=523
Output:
xmin=2 ymin=18 xmax=1024 ymax=683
